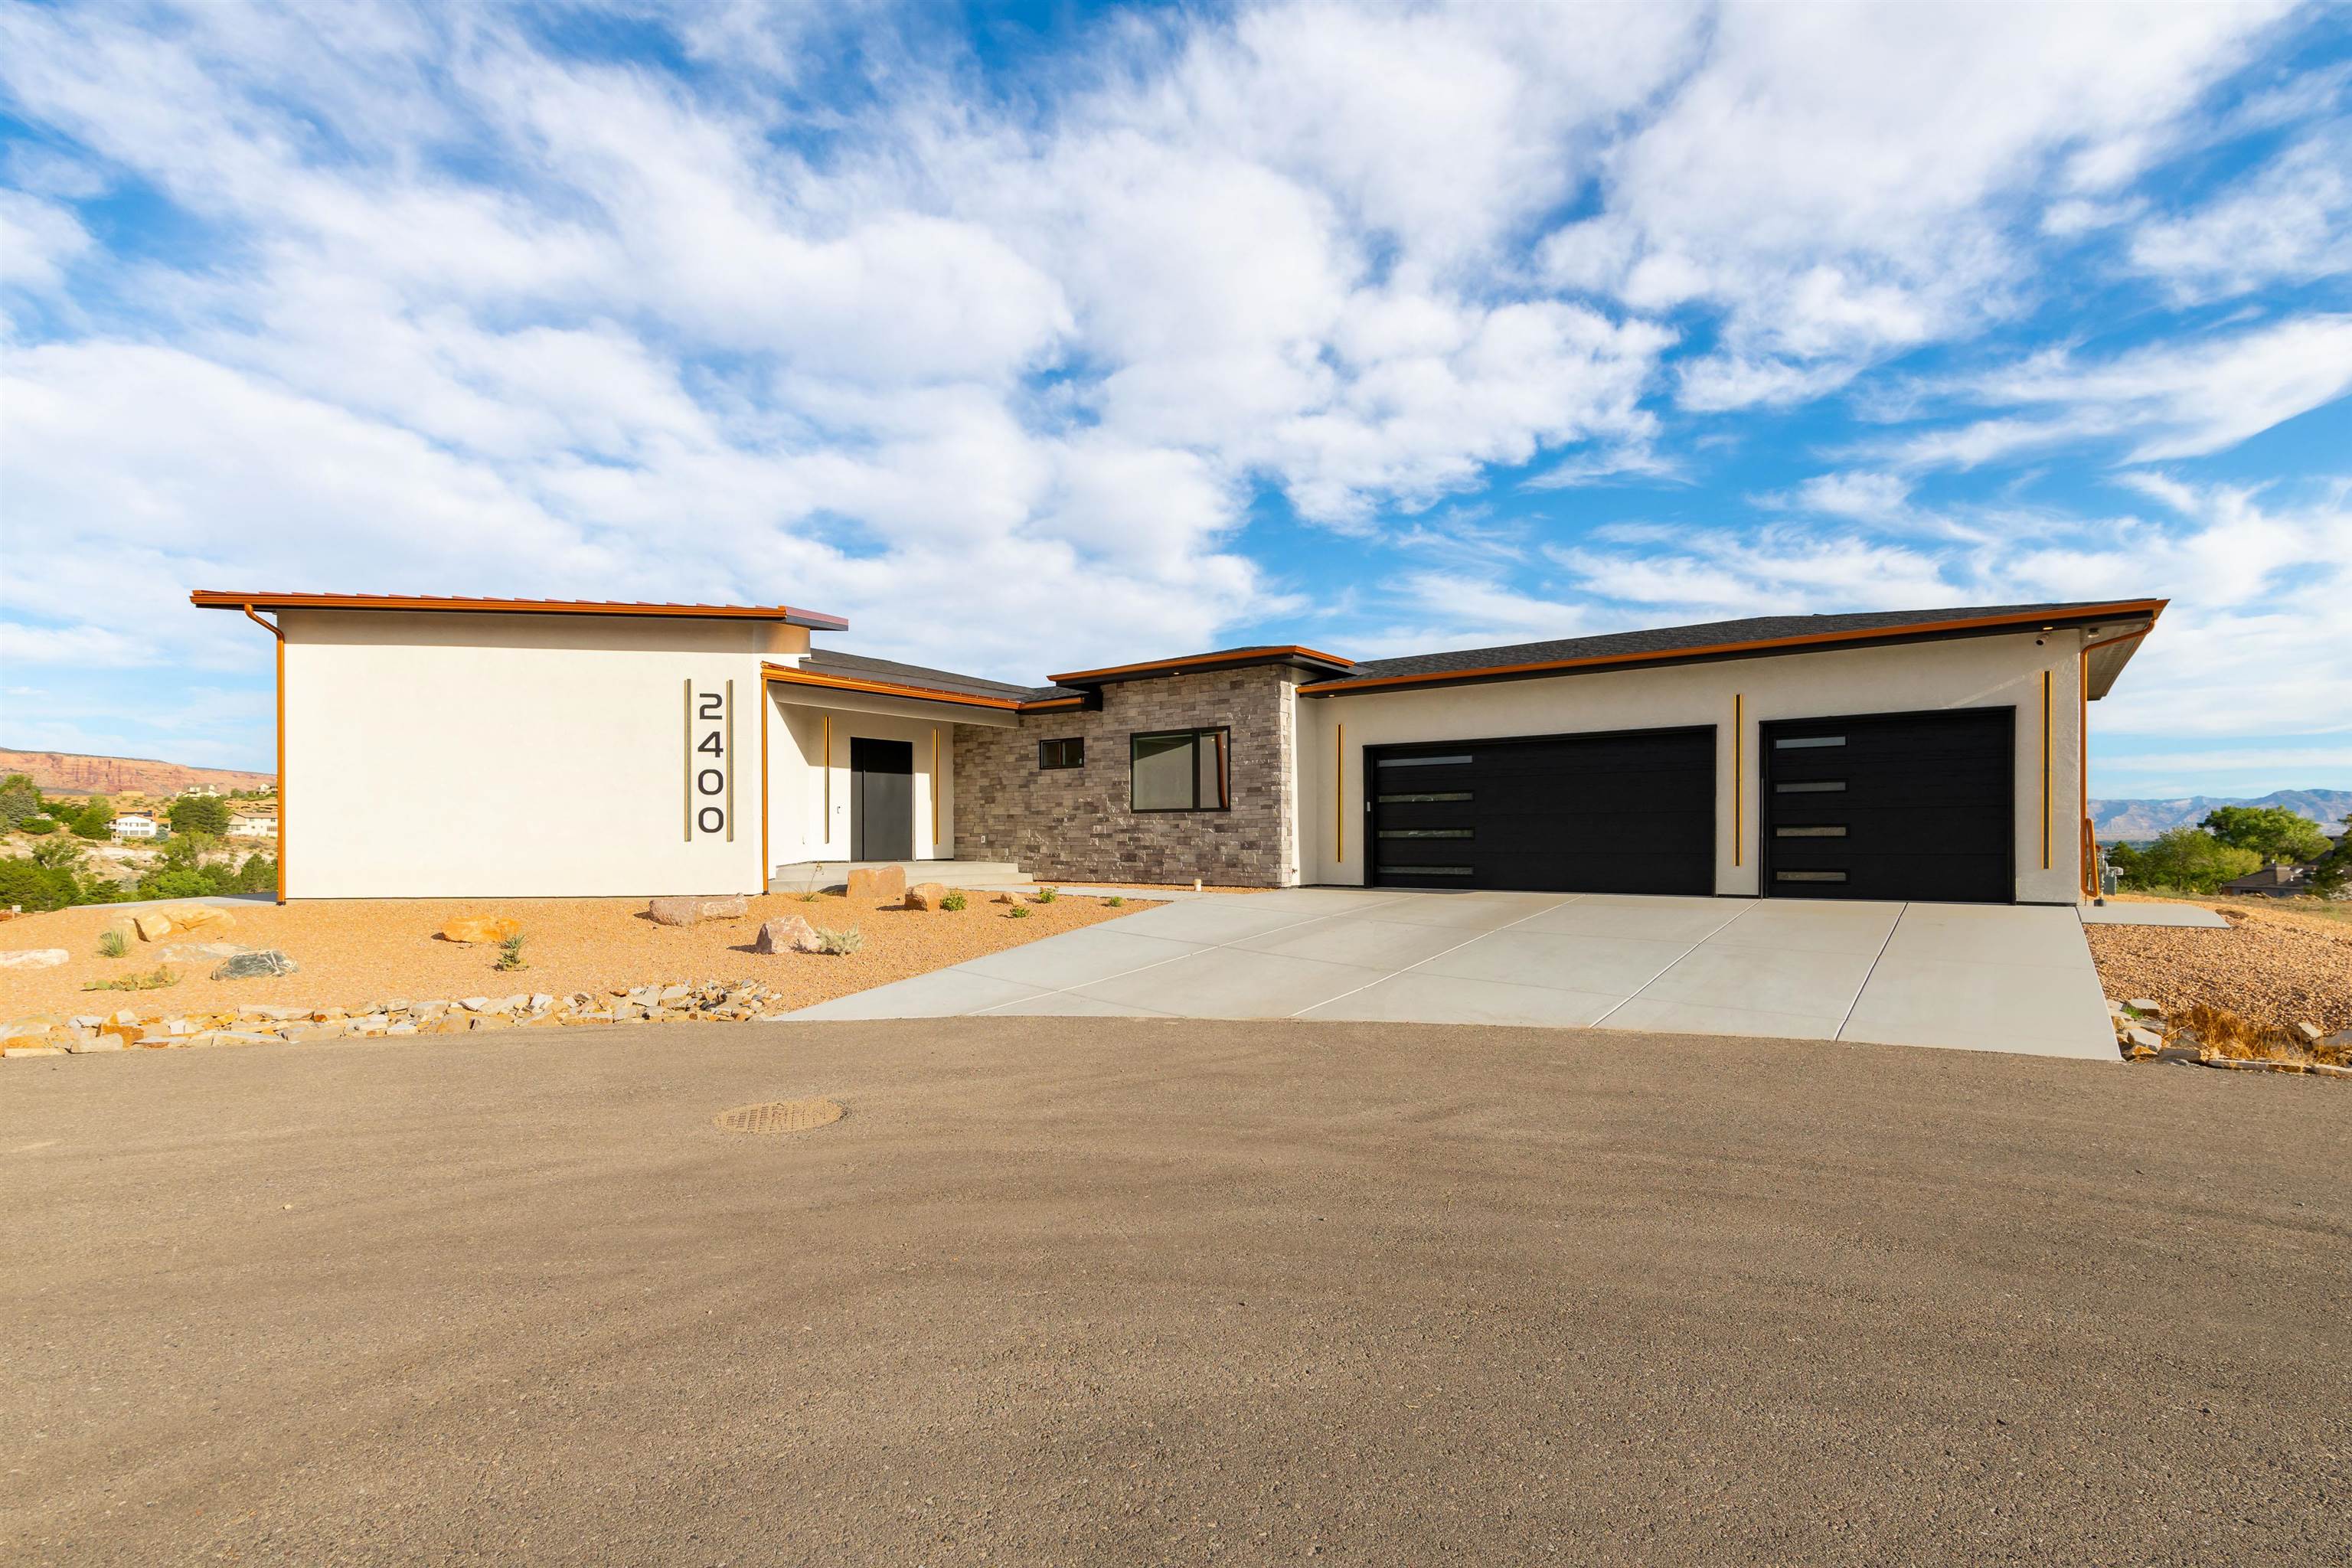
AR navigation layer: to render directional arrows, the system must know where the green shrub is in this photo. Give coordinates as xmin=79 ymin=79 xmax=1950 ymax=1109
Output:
xmin=96 ymin=928 xmax=126 ymax=959
xmin=2122 ymin=828 xmax=2262 ymax=893
xmin=19 ymin=815 xmax=57 ymax=835
xmin=0 ymin=773 xmax=41 ymax=828
xmin=1034 ymin=885 xmax=1059 ymax=903
xmin=1006 ymin=903 xmax=1031 ymax=920
xmin=234 ymin=854 xmax=278 ymax=893
xmin=136 ymin=867 xmax=226 ymax=901
xmin=495 ymin=932 xmax=529 ymax=971
xmin=815 ymin=925 xmax=864 ymax=955
xmin=82 ymin=965 xmax=180 ymax=993
xmin=1105 ymin=896 xmax=1125 ymax=907
xmin=940 ymin=890 xmax=968 ymax=911
xmin=0 ymin=857 xmax=77 ymax=912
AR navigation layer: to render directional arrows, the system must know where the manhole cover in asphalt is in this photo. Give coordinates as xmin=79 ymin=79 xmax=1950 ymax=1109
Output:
xmin=714 ymin=1098 xmax=845 ymax=1135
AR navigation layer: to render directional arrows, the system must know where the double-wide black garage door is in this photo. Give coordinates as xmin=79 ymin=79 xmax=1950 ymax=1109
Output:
xmin=1365 ymin=705 xmax=2016 ymax=903
xmin=1367 ymin=727 xmax=1715 ymax=894
xmin=1761 ymin=707 xmax=2014 ymax=903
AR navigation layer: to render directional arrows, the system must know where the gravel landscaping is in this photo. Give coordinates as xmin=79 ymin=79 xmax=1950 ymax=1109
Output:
xmin=2086 ymin=896 xmax=2352 ymax=1034
xmin=0 ymin=888 xmax=1152 ymax=1025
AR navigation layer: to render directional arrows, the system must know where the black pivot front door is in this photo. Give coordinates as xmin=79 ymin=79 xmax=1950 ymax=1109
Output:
xmin=1761 ymin=707 xmax=2013 ymax=903
xmin=1367 ymin=726 xmax=1715 ymax=894
xmin=850 ymin=738 xmax=914 ymax=861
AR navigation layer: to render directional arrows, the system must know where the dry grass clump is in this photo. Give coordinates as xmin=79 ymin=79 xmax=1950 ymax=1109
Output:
xmin=2174 ymin=1002 xmax=2350 ymax=1069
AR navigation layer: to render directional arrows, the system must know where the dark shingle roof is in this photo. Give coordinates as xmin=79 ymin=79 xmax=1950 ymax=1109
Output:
xmin=802 ymin=647 xmax=1080 ymax=704
xmin=1336 ymin=601 xmax=2153 ymax=684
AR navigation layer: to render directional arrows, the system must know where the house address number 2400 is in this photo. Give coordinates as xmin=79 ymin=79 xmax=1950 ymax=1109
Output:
xmin=684 ymin=679 xmax=734 ymax=841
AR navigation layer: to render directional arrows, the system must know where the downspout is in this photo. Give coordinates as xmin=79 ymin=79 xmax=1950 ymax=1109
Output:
xmin=2076 ymin=624 xmax=2154 ymax=900
xmin=241 ymin=605 xmax=286 ymax=904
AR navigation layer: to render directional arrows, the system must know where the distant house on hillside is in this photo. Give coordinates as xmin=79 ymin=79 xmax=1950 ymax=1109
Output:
xmin=113 ymin=812 xmax=160 ymax=840
xmin=2220 ymin=862 xmax=2312 ymax=898
xmin=228 ymin=812 xmax=278 ymax=839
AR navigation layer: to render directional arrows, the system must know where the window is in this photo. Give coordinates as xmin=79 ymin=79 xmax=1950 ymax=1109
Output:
xmin=1132 ymin=727 xmax=1230 ymax=812
xmin=1037 ymin=737 xmax=1085 ymax=770
xmin=1773 ymin=735 xmax=1846 ymax=750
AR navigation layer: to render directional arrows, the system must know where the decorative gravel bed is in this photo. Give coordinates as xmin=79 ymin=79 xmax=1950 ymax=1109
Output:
xmin=0 ymin=889 xmax=1154 ymax=1026
xmin=2085 ymin=897 xmax=2352 ymax=1035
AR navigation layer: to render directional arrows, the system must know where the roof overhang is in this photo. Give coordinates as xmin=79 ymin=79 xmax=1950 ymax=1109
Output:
xmin=760 ymin=662 xmax=1094 ymax=714
xmin=1300 ymin=600 xmax=2170 ymax=697
xmin=1049 ymin=645 xmax=1356 ymax=687
xmin=191 ymin=590 xmax=849 ymax=631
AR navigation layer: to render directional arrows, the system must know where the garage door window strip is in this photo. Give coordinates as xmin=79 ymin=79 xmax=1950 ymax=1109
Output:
xmin=1773 ymin=735 xmax=1845 ymax=749
xmin=1377 ymin=791 xmax=1471 ymax=803
xmin=1377 ymin=754 xmax=1471 ymax=767
xmin=1775 ymin=780 xmax=1846 ymax=792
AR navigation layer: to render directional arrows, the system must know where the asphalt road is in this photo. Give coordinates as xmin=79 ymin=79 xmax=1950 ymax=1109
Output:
xmin=3 ymin=1021 xmax=2346 ymax=1566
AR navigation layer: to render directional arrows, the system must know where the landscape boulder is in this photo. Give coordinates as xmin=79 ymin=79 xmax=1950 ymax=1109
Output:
xmin=646 ymin=895 xmax=749 ymax=927
xmin=752 ymin=916 xmax=825 ymax=955
xmin=903 ymin=882 xmax=949 ymax=910
xmin=134 ymin=912 xmax=175 ymax=942
xmin=211 ymin=950 xmax=299 ymax=980
xmin=161 ymin=905 xmax=235 ymax=936
xmin=844 ymin=865 xmax=906 ymax=902
xmin=439 ymin=916 xmax=522 ymax=945
xmin=0 ymin=949 xmax=69 ymax=970
xmin=158 ymin=942 xmax=253 ymax=964
xmin=995 ymin=890 xmax=1027 ymax=905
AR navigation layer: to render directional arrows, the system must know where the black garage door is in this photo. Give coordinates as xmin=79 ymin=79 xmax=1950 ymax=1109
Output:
xmin=1762 ymin=707 xmax=2013 ymax=903
xmin=1367 ymin=727 xmax=1714 ymax=894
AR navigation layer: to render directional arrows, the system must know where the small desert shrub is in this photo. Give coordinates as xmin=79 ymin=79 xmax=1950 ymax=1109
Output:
xmin=1105 ymin=896 xmax=1125 ymax=907
xmin=815 ymin=925 xmax=864 ymax=955
xmin=495 ymin=932 xmax=529 ymax=972
xmin=1035 ymin=885 xmax=1059 ymax=903
xmin=799 ymin=890 xmax=822 ymax=903
xmin=2173 ymin=1001 xmax=2348 ymax=1067
xmin=96 ymin=927 xmax=127 ymax=959
xmin=1007 ymin=903 xmax=1031 ymax=920
xmin=82 ymin=965 xmax=179 ymax=992
xmin=940 ymin=890 xmax=968 ymax=912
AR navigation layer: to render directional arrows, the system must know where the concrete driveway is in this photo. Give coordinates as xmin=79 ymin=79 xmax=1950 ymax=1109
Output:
xmin=785 ymin=887 xmax=2118 ymax=1059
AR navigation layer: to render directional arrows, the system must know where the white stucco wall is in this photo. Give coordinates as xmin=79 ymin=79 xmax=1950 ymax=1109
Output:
xmin=281 ymin=610 xmax=805 ymax=897
xmin=764 ymin=690 xmax=972 ymax=867
xmin=1296 ymin=629 xmax=2089 ymax=903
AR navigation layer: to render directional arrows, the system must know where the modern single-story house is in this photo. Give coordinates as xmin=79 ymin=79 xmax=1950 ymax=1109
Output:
xmin=191 ymin=590 xmax=2163 ymax=907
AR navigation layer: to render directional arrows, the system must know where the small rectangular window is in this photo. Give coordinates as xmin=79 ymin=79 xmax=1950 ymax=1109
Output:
xmin=1774 ymin=825 xmax=1848 ymax=838
xmin=1377 ymin=792 xmax=1472 ymax=803
xmin=1774 ymin=735 xmax=1846 ymax=750
xmin=1377 ymin=828 xmax=1472 ymax=839
xmin=1131 ymin=728 xmax=1230 ymax=812
xmin=1382 ymin=864 xmax=1473 ymax=876
xmin=1037 ymin=737 xmax=1084 ymax=770
xmin=1774 ymin=780 xmax=1847 ymax=793
xmin=1377 ymin=753 xmax=1472 ymax=768
xmin=1775 ymin=870 xmax=1848 ymax=883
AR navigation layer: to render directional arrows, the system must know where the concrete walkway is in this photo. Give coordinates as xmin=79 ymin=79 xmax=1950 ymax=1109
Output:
xmin=782 ymin=887 xmax=2119 ymax=1060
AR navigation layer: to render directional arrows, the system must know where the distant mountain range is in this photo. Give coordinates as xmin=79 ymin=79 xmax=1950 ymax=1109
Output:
xmin=1 ymin=748 xmax=275 ymax=799
xmin=2090 ymin=789 xmax=2350 ymax=843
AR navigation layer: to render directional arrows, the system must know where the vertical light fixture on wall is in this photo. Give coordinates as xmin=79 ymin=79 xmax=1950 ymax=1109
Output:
xmin=822 ymin=714 xmax=832 ymax=844
xmin=931 ymin=727 xmax=940 ymax=845
xmin=1334 ymin=724 xmax=1344 ymax=863
xmin=1731 ymin=694 xmax=1743 ymax=869
xmin=2041 ymin=669 xmax=2053 ymax=870
xmin=681 ymin=679 xmax=692 ymax=842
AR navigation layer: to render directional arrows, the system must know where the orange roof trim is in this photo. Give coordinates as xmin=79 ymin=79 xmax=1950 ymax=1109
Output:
xmin=191 ymin=590 xmax=848 ymax=631
xmin=1299 ymin=600 xmax=2167 ymax=696
xmin=1049 ymin=645 xmax=1354 ymax=685
xmin=761 ymin=662 xmax=1078 ymax=713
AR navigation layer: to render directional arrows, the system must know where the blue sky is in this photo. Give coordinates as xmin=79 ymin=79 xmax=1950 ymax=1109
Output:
xmin=2 ymin=0 xmax=2348 ymax=799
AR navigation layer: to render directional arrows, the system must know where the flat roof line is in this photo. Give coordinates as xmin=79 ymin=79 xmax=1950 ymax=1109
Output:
xmin=190 ymin=590 xmax=849 ymax=631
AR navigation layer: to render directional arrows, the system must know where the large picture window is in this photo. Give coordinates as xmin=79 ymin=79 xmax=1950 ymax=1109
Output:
xmin=1131 ymin=727 xmax=1230 ymax=812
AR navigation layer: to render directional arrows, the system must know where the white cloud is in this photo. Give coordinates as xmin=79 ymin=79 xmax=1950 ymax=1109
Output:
xmin=0 ymin=189 xmax=93 ymax=298
xmin=1879 ymin=315 xmax=2352 ymax=469
xmin=2127 ymin=129 xmax=2352 ymax=302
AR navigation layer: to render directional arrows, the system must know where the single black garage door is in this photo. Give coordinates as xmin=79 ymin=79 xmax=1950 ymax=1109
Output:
xmin=1761 ymin=707 xmax=2013 ymax=903
xmin=1367 ymin=726 xmax=1714 ymax=894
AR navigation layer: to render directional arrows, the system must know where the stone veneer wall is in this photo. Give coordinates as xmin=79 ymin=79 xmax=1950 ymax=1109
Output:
xmin=952 ymin=666 xmax=1299 ymax=887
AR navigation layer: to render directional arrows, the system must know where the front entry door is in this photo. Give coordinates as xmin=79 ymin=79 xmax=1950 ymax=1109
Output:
xmin=850 ymin=738 xmax=915 ymax=861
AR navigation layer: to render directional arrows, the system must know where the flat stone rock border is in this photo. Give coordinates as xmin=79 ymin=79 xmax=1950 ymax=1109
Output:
xmin=1 ymin=980 xmax=805 ymax=1057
